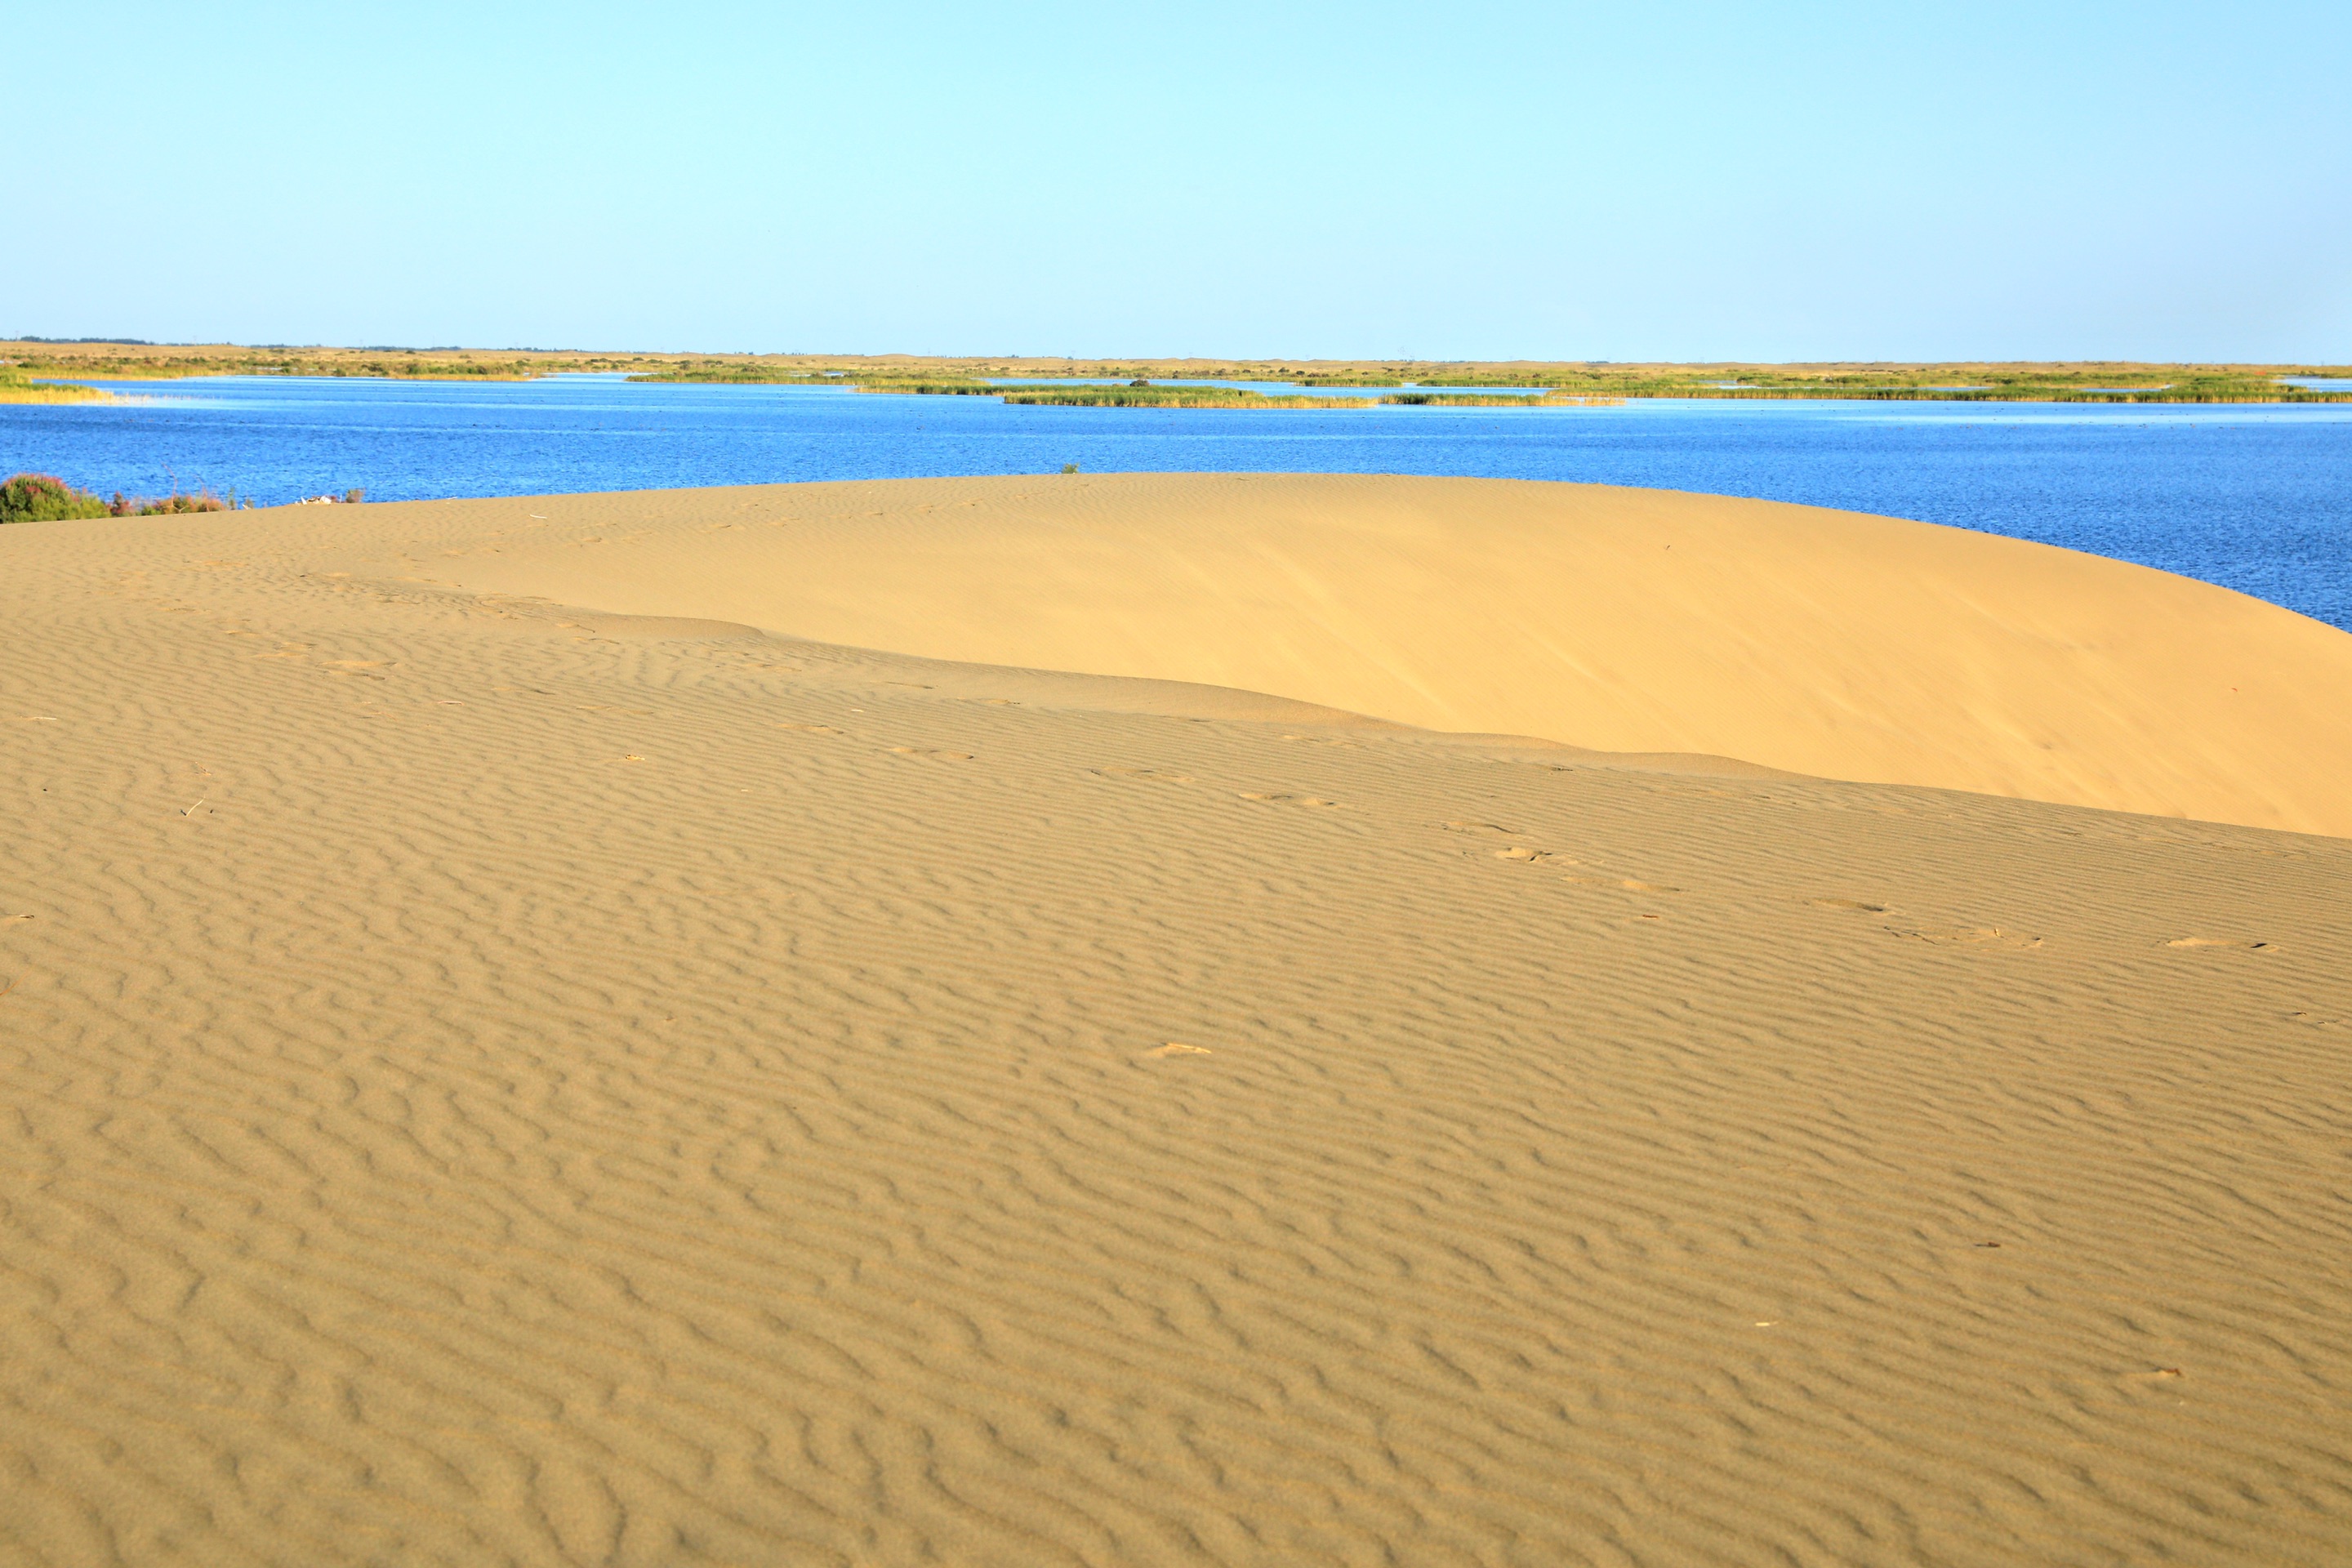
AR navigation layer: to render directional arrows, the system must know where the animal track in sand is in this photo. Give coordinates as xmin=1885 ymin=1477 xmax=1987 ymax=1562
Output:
xmin=1237 ymin=791 xmax=1344 ymax=808
xmin=2162 ymin=937 xmax=2274 ymax=951
xmin=1811 ymin=898 xmax=1891 ymax=913
xmin=889 ymin=746 xmax=974 ymax=760
xmin=1885 ymin=925 xmax=2044 ymax=950
xmin=1144 ymin=1043 xmax=1214 ymax=1058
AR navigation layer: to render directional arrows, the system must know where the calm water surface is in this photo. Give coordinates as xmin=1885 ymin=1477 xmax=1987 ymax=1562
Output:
xmin=7 ymin=373 xmax=2348 ymax=630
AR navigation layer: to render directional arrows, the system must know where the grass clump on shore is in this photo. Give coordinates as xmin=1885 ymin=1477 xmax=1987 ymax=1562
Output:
xmin=0 ymin=473 xmax=233 ymax=523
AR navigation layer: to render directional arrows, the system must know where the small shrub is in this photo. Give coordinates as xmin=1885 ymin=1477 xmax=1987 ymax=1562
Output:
xmin=0 ymin=473 xmax=111 ymax=523
xmin=1062 ymin=461 xmax=1080 ymax=474
xmin=125 ymin=492 xmax=229 ymax=516
xmin=88 ymin=488 xmax=230 ymax=517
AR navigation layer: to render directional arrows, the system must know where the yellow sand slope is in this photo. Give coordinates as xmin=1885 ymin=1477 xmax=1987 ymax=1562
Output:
xmin=4 ymin=483 xmax=2350 ymax=1566
xmin=386 ymin=473 xmax=2352 ymax=835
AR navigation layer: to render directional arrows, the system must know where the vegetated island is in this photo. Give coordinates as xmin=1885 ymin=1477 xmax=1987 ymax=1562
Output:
xmin=6 ymin=338 xmax=2349 ymax=404
xmin=0 ymin=359 xmax=111 ymax=404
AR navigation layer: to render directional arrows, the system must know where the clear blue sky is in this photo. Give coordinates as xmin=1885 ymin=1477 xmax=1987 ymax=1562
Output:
xmin=7 ymin=1 xmax=2347 ymax=361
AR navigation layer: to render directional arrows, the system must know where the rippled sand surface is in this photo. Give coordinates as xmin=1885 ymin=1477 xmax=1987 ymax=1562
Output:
xmin=3 ymin=478 xmax=2349 ymax=1566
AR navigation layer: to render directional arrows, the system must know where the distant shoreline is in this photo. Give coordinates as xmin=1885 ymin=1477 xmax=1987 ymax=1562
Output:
xmin=7 ymin=341 xmax=2349 ymax=404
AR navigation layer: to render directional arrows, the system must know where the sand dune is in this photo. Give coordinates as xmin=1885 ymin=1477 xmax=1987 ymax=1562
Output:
xmin=3 ymin=480 xmax=2350 ymax=1566
xmin=364 ymin=472 xmax=2352 ymax=836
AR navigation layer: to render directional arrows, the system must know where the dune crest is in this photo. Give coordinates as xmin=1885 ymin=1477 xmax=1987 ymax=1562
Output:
xmin=378 ymin=473 xmax=2352 ymax=837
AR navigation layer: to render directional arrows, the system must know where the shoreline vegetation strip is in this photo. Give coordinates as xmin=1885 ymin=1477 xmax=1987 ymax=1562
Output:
xmin=4 ymin=343 xmax=2348 ymax=405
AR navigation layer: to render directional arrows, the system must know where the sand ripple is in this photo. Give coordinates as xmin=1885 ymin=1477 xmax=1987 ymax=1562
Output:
xmin=2 ymin=494 xmax=2349 ymax=1565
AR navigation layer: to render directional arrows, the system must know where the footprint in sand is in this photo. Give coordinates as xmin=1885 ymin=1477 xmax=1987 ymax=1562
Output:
xmin=1885 ymin=924 xmax=2043 ymax=950
xmin=1488 ymin=846 xmax=1678 ymax=893
xmin=2162 ymin=937 xmax=2274 ymax=951
xmin=889 ymin=746 xmax=974 ymax=760
xmin=1144 ymin=1043 xmax=1214 ymax=1058
xmin=1237 ymin=791 xmax=1343 ymax=808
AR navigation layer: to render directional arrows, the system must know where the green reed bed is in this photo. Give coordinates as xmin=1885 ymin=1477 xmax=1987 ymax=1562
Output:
xmin=1392 ymin=366 xmax=2352 ymax=403
xmin=996 ymin=385 xmax=1339 ymax=408
xmin=1381 ymin=392 xmax=1626 ymax=407
xmin=630 ymin=366 xmax=844 ymax=385
xmin=0 ymin=372 xmax=109 ymax=405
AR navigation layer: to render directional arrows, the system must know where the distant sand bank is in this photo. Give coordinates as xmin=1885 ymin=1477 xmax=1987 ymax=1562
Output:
xmin=3 ymin=477 xmax=2348 ymax=1565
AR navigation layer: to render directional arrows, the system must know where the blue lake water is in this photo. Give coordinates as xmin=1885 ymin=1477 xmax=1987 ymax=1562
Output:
xmin=7 ymin=372 xmax=2349 ymax=631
